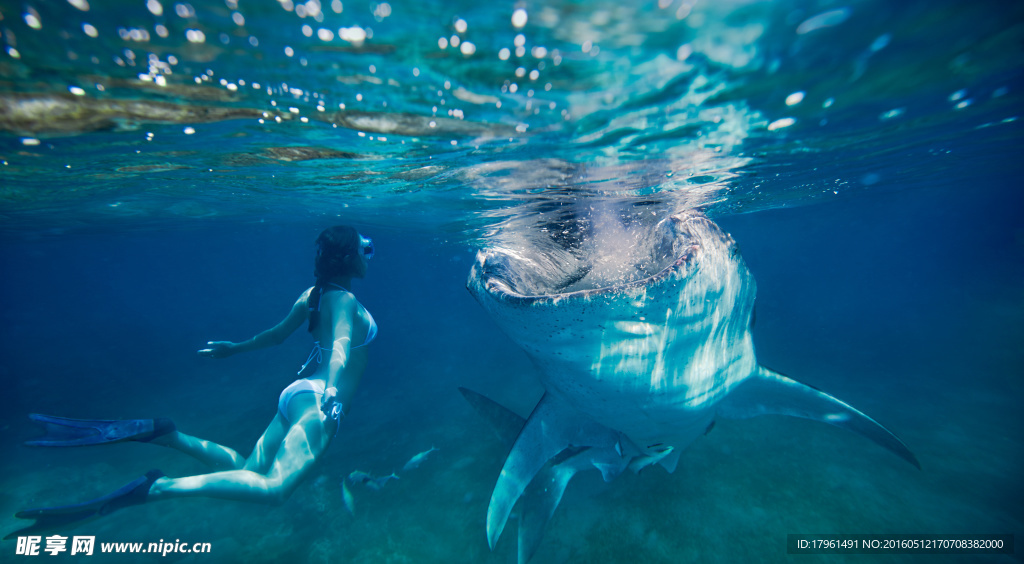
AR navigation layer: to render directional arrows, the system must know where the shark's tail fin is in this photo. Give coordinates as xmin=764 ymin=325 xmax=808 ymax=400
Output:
xmin=459 ymin=388 xmax=628 ymax=564
xmin=716 ymin=367 xmax=921 ymax=470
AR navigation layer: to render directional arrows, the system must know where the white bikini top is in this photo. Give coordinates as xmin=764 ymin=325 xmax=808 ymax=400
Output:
xmin=299 ymin=284 xmax=376 ymax=375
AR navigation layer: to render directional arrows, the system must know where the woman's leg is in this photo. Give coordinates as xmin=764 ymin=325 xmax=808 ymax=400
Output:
xmin=148 ymin=431 xmax=247 ymax=471
xmin=147 ymin=406 xmax=330 ymax=505
xmin=145 ymin=410 xmax=287 ymax=472
xmin=243 ymin=413 xmax=289 ymax=472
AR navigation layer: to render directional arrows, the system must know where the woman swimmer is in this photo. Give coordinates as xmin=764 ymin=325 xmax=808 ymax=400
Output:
xmin=6 ymin=226 xmax=377 ymax=539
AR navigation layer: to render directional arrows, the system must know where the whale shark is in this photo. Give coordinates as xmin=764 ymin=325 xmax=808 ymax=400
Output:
xmin=465 ymin=208 xmax=918 ymax=563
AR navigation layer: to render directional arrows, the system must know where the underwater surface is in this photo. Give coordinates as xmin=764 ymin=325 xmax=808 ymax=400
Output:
xmin=1 ymin=0 xmax=1022 ymax=561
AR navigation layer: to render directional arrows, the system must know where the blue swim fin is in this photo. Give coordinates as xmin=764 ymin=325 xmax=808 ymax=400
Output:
xmin=3 ymin=470 xmax=164 ymax=540
xmin=25 ymin=414 xmax=176 ymax=447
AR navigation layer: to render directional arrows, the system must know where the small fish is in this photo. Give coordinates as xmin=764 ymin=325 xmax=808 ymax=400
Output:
xmin=348 ymin=470 xmax=400 ymax=490
xmin=348 ymin=470 xmax=374 ymax=485
xmin=365 ymin=472 xmax=400 ymax=491
xmin=402 ymin=446 xmax=439 ymax=471
xmin=341 ymin=481 xmax=355 ymax=515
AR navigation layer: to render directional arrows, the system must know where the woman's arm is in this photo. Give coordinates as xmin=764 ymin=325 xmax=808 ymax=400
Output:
xmin=325 ymin=293 xmax=358 ymax=392
xmin=198 ymin=288 xmax=312 ymax=358
xmin=318 ymin=292 xmax=359 ymax=418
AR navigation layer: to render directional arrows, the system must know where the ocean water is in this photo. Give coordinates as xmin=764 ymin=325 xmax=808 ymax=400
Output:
xmin=1 ymin=0 xmax=1022 ymax=562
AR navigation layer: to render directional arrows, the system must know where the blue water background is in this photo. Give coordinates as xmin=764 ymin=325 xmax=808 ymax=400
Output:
xmin=1 ymin=175 xmax=1020 ymax=562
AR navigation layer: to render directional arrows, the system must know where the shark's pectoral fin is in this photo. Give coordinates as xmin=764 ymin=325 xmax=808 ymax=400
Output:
xmin=717 ymin=367 xmax=920 ymax=470
xmin=487 ymin=392 xmax=622 ymax=551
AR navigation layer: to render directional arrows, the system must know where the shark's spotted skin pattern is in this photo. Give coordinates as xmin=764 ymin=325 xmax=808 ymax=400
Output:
xmin=466 ymin=210 xmax=918 ymax=563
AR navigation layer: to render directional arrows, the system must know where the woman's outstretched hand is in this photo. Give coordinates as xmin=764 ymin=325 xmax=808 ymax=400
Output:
xmin=198 ymin=341 xmax=237 ymax=359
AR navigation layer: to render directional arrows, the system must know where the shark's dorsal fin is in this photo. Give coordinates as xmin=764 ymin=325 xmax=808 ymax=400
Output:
xmin=717 ymin=367 xmax=921 ymax=469
xmin=459 ymin=387 xmax=526 ymax=446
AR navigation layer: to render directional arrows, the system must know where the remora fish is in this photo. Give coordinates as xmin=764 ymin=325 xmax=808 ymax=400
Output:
xmin=348 ymin=470 xmax=399 ymax=490
xmin=465 ymin=209 xmax=919 ymax=563
xmin=402 ymin=446 xmax=439 ymax=471
xmin=365 ymin=473 xmax=399 ymax=491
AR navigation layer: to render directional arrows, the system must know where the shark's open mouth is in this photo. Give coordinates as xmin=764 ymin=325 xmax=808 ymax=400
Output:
xmin=473 ymin=210 xmax=707 ymax=303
